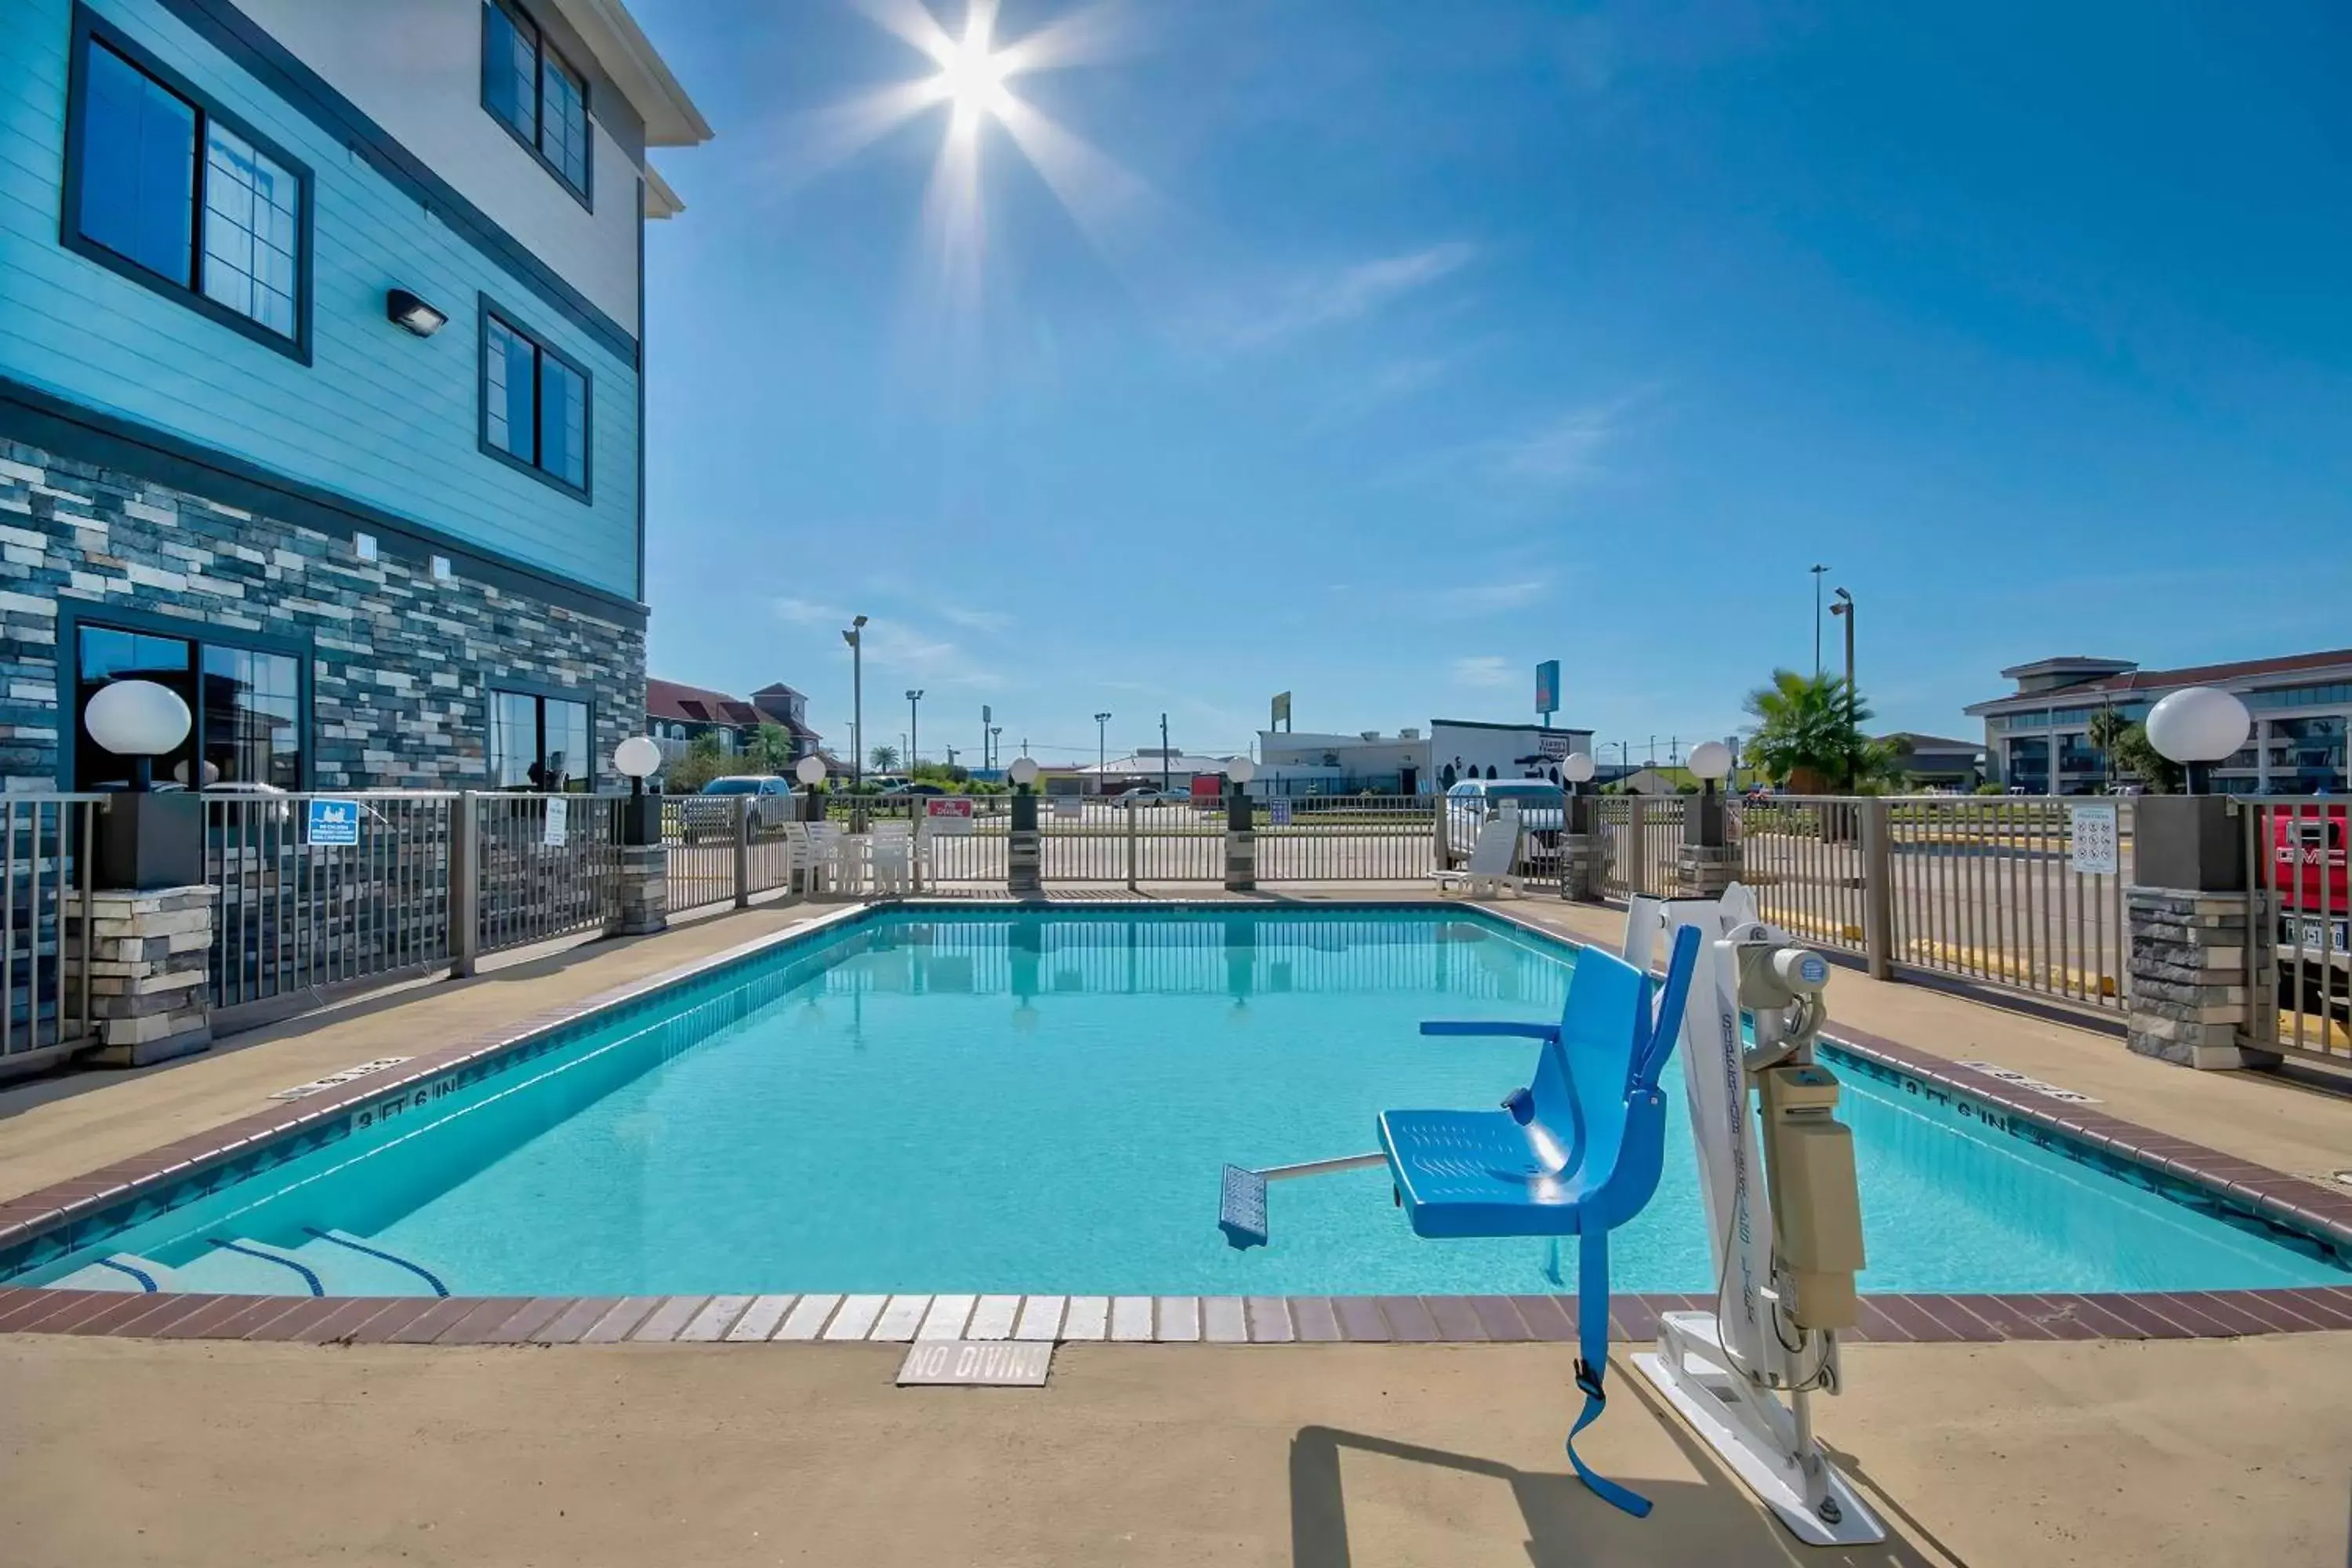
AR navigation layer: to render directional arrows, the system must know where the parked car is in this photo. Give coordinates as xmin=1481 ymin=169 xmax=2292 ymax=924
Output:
xmin=2269 ymin=804 xmax=2347 ymax=1007
xmin=1112 ymin=787 xmax=1174 ymax=806
xmin=1443 ymin=779 xmax=1566 ymax=865
xmin=681 ymin=775 xmax=797 ymax=840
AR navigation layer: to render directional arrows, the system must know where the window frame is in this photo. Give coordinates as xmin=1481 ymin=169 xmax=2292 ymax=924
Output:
xmin=59 ymin=5 xmax=314 ymax=365
xmin=479 ymin=0 xmax=594 ymax=210
xmin=487 ymin=682 xmax=596 ymax=793
xmin=59 ymin=602 xmax=313 ymax=792
xmin=477 ymin=295 xmax=593 ymax=501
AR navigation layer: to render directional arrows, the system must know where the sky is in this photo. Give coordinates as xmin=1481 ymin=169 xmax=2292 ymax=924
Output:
xmin=630 ymin=0 xmax=2352 ymax=770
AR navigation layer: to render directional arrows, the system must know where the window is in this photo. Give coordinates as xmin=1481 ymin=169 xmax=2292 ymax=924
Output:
xmin=64 ymin=13 xmax=309 ymax=360
xmin=481 ymin=1 xmax=593 ymax=204
xmin=480 ymin=301 xmax=591 ymax=497
xmin=71 ymin=620 xmax=303 ymax=790
xmin=489 ymin=689 xmax=592 ymax=792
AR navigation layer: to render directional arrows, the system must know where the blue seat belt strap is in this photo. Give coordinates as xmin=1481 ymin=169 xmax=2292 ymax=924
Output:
xmin=1566 ymin=1226 xmax=1652 ymax=1518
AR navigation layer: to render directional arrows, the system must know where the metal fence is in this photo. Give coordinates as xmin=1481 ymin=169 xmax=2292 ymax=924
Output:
xmin=207 ymin=792 xmax=456 ymax=1017
xmin=2241 ymin=797 xmax=2348 ymax=1063
xmin=3 ymin=795 xmax=100 ymax=1070
xmin=1038 ymin=798 xmax=1225 ymax=884
xmin=1726 ymin=797 xmax=1869 ymax=958
xmin=469 ymin=793 xmax=625 ymax=957
xmin=1253 ymin=795 xmax=1433 ymax=883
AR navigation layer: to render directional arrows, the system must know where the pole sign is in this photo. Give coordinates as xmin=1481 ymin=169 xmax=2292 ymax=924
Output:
xmin=924 ymin=796 xmax=975 ymax=836
xmin=2068 ymin=803 xmax=2119 ymax=876
xmin=305 ymin=797 xmax=360 ymax=847
xmin=542 ymin=797 xmax=568 ymax=848
xmin=1534 ymin=660 xmax=1560 ymax=718
xmin=1271 ymin=691 xmax=1291 ymax=730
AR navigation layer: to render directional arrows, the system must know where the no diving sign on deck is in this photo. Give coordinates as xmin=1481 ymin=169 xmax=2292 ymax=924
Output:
xmin=897 ymin=1339 xmax=1053 ymax=1388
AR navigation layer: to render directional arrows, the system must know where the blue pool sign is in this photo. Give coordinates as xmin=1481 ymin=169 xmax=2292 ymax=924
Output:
xmin=306 ymin=798 xmax=361 ymax=846
xmin=1535 ymin=659 xmax=1560 ymax=718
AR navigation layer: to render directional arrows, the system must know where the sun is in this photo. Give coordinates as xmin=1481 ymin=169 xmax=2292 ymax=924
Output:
xmin=935 ymin=27 xmax=1012 ymax=134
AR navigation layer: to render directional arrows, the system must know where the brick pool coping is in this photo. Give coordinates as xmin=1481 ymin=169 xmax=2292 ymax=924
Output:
xmin=2 ymin=898 xmax=2348 ymax=1348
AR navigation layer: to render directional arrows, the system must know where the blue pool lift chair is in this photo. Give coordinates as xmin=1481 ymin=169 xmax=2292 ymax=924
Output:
xmin=1378 ymin=924 xmax=1704 ymax=1517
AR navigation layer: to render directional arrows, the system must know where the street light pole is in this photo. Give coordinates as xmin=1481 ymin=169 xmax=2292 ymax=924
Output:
xmin=990 ymin=726 xmax=1003 ymax=774
xmin=1160 ymin=713 xmax=1171 ymax=794
xmin=906 ymin=688 xmax=924 ymax=770
xmin=1809 ymin=564 xmax=1829 ymax=681
xmin=841 ymin=615 xmax=867 ymax=789
xmin=1830 ymin=586 xmax=1856 ymax=789
xmin=1094 ymin=712 xmax=1111 ymax=779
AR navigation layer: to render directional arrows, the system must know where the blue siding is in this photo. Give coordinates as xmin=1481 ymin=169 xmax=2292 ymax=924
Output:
xmin=0 ymin=0 xmax=641 ymax=601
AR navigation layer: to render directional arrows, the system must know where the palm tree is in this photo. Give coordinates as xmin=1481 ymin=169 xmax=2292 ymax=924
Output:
xmin=1743 ymin=670 xmax=1902 ymax=792
xmin=868 ymin=742 xmax=901 ymax=773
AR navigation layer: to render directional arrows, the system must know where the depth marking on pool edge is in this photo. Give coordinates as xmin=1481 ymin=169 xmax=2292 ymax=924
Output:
xmin=1955 ymin=1061 xmax=2100 ymax=1105
xmin=269 ymin=1058 xmax=414 ymax=1102
xmin=897 ymin=1339 xmax=1054 ymax=1388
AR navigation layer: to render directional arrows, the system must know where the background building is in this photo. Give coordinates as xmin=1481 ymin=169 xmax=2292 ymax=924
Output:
xmin=645 ymin=678 xmax=822 ymax=768
xmin=1251 ymin=719 xmax=1593 ymax=796
xmin=1881 ymin=732 xmax=1987 ymax=791
xmin=3 ymin=0 xmax=708 ymax=791
xmin=1966 ymin=649 xmax=2352 ymax=794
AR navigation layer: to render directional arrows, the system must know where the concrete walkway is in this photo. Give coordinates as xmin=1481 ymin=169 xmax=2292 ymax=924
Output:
xmin=3 ymin=1332 xmax=2347 ymax=1567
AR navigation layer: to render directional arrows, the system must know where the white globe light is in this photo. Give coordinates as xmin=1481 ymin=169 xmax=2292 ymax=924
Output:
xmin=1688 ymin=739 xmax=1734 ymax=782
xmin=1561 ymin=752 xmax=1596 ymax=784
xmin=85 ymin=680 xmax=191 ymax=757
xmin=794 ymin=754 xmax=828 ymax=786
xmin=1226 ymin=756 xmax=1256 ymax=785
xmin=2144 ymin=687 xmax=2251 ymax=764
xmin=613 ymin=735 xmax=662 ymax=779
xmin=1007 ymin=757 xmax=1040 ymax=786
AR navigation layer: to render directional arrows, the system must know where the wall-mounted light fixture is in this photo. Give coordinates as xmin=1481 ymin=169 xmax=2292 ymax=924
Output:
xmin=386 ymin=288 xmax=448 ymax=337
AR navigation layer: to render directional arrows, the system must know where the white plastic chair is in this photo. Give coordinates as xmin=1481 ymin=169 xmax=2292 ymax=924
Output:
xmin=1432 ymin=808 xmax=1523 ymax=898
xmin=867 ymin=821 xmax=914 ymax=895
xmin=804 ymin=821 xmax=853 ymax=889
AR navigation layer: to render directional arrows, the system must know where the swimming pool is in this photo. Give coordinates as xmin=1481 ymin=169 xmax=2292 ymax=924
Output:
xmin=14 ymin=907 xmax=2347 ymax=1299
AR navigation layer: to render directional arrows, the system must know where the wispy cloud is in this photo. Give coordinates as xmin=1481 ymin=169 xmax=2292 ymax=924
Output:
xmin=774 ymin=595 xmax=848 ymax=626
xmin=1453 ymin=655 xmax=1514 ymax=688
xmin=938 ymin=604 xmax=1014 ymax=635
xmin=1485 ymin=405 xmax=1619 ymax=488
xmin=1437 ymin=578 xmax=1549 ymax=616
xmin=1221 ymin=241 xmax=1476 ymax=350
xmin=1310 ymin=352 xmax=1461 ymax=426
xmin=773 ymin=596 xmax=993 ymax=686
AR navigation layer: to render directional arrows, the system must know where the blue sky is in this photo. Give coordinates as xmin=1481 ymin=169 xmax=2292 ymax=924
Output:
xmin=633 ymin=0 xmax=2352 ymax=768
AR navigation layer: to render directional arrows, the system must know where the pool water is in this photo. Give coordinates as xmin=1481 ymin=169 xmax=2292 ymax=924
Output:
xmin=30 ymin=909 xmax=2347 ymax=1298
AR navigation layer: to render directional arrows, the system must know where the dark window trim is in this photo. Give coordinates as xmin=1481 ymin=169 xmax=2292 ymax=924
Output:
xmin=477 ymin=294 xmax=593 ymax=503
xmin=488 ymin=682 xmax=597 ymax=792
xmin=2 ymin=375 xmax=646 ymax=626
xmin=155 ymin=0 xmax=636 ymax=367
xmin=60 ymin=4 xmax=314 ymax=366
xmin=480 ymin=0 xmax=593 ymax=212
xmin=57 ymin=601 xmax=314 ymax=792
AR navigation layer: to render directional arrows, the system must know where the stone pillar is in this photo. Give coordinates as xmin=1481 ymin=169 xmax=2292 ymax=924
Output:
xmin=1225 ymin=789 xmax=1255 ymax=892
xmin=2125 ymin=795 xmax=2276 ymax=1070
xmin=612 ymin=841 xmax=668 ymax=936
xmin=1008 ymin=789 xmax=1041 ymax=895
xmin=76 ymin=885 xmax=214 ymax=1067
xmin=1677 ymin=841 xmax=1739 ymax=899
xmin=1559 ymin=833 xmax=1603 ymax=901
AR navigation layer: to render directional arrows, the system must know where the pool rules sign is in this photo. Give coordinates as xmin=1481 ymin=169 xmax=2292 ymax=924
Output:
xmin=897 ymin=1339 xmax=1053 ymax=1388
xmin=2069 ymin=803 xmax=2119 ymax=876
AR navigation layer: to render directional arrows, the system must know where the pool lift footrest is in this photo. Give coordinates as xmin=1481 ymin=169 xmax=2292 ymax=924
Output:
xmin=1218 ymin=1154 xmax=1387 ymax=1250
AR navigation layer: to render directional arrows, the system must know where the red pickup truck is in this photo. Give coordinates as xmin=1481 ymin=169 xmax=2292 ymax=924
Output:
xmin=2267 ymin=805 xmax=2348 ymax=1003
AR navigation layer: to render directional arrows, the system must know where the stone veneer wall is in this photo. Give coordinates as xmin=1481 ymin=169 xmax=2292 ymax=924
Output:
xmin=0 ymin=437 xmax=643 ymax=792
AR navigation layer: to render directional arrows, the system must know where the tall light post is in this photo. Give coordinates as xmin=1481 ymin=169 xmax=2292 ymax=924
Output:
xmin=1829 ymin=586 xmax=1856 ymax=786
xmin=840 ymin=615 xmax=867 ymax=789
xmin=1094 ymin=712 xmax=1112 ymax=779
xmin=990 ymin=725 xmax=1003 ymax=774
xmin=1809 ymin=564 xmax=1830 ymax=680
xmin=906 ymin=688 xmax=924 ymax=769
xmin=1160 ymin=712 xmax=1171 ymax=794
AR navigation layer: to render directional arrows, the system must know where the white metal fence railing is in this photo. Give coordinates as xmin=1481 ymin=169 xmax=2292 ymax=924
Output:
xmin=3 ymin=795 xmax=100 ymax=1070
xmin=2241 ymin=797 xmax=2347 ymax=1062
xmin=1254 ymin=795 xmax=1433 ymax=883
xmin=206 ymin=792 xmax=456 ymax=1018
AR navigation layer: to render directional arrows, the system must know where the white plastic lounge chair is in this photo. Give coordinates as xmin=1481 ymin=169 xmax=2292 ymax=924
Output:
xmin=1433 ymin=812 xmax=1523 ymax=898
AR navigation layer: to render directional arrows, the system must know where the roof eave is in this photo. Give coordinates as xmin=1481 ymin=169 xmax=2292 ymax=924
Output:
xmin=553 ymin=0 xmax=713 ymax=147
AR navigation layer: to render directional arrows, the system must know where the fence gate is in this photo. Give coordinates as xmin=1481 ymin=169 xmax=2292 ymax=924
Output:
xmin=1254 ymin=795 xmax=1434 ymax=884
xmin=470 ymin=794 xmax=624 ymax=956
xmin=2 ymin=796 xmax=100 ymax=1073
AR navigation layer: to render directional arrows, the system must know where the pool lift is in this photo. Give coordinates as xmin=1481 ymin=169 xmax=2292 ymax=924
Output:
xmin=1214 ymin=884 xmax=1882 ymax=1546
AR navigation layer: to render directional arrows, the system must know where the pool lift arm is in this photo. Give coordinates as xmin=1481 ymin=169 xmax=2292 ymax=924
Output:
xmin=1627 ymin=889 xmax=1886 ymax=1548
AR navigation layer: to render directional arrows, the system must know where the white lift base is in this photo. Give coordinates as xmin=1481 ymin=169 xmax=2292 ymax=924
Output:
xmin=1634 ymin=1311 xmax=1886 ymax=1548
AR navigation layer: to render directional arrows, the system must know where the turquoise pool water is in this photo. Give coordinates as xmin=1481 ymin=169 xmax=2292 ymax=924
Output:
xmin=25 ymin=909 xmax=2347 ymax=1297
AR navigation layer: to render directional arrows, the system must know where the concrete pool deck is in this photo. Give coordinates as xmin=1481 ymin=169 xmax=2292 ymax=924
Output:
xmin=5 ymin=1331 xmax=2350 ymax=1566
xmin=4 ymin=891 xmax=2351 ymax=1565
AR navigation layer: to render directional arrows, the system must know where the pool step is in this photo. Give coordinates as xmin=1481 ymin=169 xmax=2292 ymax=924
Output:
xmin=49 ymin=1253 xmax=180 ymax=1293
xmin=158 ymin=1233 xmax=450 ymax=1298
